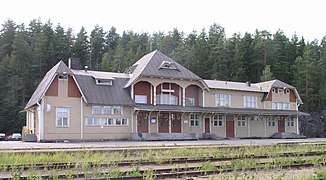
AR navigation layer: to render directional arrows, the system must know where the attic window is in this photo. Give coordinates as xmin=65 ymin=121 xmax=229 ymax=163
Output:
xmin=159 ymin=61 xmax=178 ymax=70
xmin=286 ymin=89 xmax=290 ymax=94
xmin=58 ymin=73 xmax=68 ymax=80
xmin=96 ymin=79 xmax=112 ymax=85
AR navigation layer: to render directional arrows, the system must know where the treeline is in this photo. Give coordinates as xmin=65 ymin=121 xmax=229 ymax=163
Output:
xmin=0 ymin=19 xmax=325 ymax=134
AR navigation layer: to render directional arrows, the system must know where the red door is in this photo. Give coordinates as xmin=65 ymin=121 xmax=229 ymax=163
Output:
xmin=205 ymin=118 xmax=210 ymax=133
xmin=171 ymin=113 xmax=181 ymax=133
xmin=137 ymin=112 xmax=148 ymax=133
xmin=278 ymin=116 xmax=285 ymax=133
xmin=158 ymin=113 xmax=169 ymax=133
xmin=226 ymin=121 xmax=235 ymax=138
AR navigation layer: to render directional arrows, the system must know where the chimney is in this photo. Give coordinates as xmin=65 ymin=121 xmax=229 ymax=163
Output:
xmin=246 ymin=81 xmax=251 ymax=87
xmin=68 ymin=57 xmax=81 ymax=70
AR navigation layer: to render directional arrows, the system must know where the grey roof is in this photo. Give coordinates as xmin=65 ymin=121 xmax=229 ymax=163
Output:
xmin=74 ymin=75 xmax=134 ymax=106
xmin=255 ymin=79 xmax=302 ymax=104
xmin=255 ymin=79 xmax=294 ymax=91
xmin=204 ymin=80 xmax=267 ymax=93
xmin=25 ymin=61 xmax=71 ymax=109
xmin=125 ymin=50 xmax=201 ymax=88
xmin=134 ymin=104 xmax=309 ymax=116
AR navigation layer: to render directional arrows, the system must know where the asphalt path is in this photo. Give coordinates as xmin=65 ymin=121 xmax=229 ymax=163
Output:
xmin=1 ymin=138 xmax=326 ymax=150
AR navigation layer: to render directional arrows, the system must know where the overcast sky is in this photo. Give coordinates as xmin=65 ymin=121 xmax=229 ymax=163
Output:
xmin=1 ymin=0 xmax=325 ymax=41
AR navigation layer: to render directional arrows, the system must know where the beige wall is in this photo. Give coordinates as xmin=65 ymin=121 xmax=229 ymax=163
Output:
xmin=205 ymin=89 xmax=265 ymax=108
xmin=43 ymin=96 xmax=81 ymax=140
xmin=272 ymin=92 xmax=289 ymax=102
xmin=83 ymin=104 xmax=132 ymax=140
xmin=249 ymin=118 xmax=266 ymax=137
xmin=264 ymin=102 xmax=297 ymax=110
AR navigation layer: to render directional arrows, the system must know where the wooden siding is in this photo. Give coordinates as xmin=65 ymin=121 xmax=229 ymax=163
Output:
xmin=134 ymin=81 xmax=151 ymax=104
xmin=68 ymin=76 xmax=81 ymax=98
xmin=185 ymin=85 xmax=199 ymax=106
xmin=45 ymin=76 xmax=58 ymax=96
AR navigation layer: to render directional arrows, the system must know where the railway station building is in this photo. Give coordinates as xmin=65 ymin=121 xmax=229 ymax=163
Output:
xmin=24 ymin=50 xmax=308 ymax=141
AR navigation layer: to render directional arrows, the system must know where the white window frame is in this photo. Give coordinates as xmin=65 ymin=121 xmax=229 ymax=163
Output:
xmin=85 ymin=117 xmax=128 ymax=126
xmin=215 ymin=94 xmax=231 ymax=107
xmin=190 ymin=114 xmax=200 ymax=127
xmin=237 ymin=115 xmax=246 ymax=127
xmin=213 ymin=114 xmax=224 ymax=127
xmin=102 ymin=106 xmax=112 ymax=114
xmin=113 ymin=106 xmax=122 ymax=115
xmin=287 ymin=117 xmax=295 ymax=127
xmin=243 ymin=96 xmax=257 ymax=108
xmin=56 ymin=107 xmax=69 ymax=127
xmin=92 ymin=106 xmax=102 ymax=114
xmin=272 ymin=102 xmax=290 ymax=110
xmin=135 ymin=95 xmax=147 ymax=104
xmin=267 ymin=117 xmax=276 ymax=127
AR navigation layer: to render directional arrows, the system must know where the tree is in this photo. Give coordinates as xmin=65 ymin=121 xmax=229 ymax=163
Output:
xmin=89 ymin=25 xmax=105 ymax=70
xmin=260 ymin=65 xmax=273 ymax=82
xmin=73 ymin=27 xmax=89 ymax=68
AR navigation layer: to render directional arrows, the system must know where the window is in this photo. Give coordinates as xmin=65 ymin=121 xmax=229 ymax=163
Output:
xmin=243 ymin=96 xmax=257 ymax=108
xmin=56 ymin=107 xmax=69 ymax=127
xmin=159 ymin=61 xmax=178 ymax=70
xmin=86 ymin=118 xmax=128 ymax=126
xmin=135 ymin=95 xmax=147 ymax=104
xmin=92 ymin=106 xmax=102 ymax=114
xmin=287 ymin=117 xmax=295 ymax=126
xmin=278 ymin=88 xmax=284 ymax=94
xmin=190 ymin=114 xmax=200 ymax=127
xmin=237 ymin=115 xmax=246 ymax=127
xmin=286 ymin=89 xmax=290 ymax=94
xmin=96 ymin=79 xmax=112 ymax=85
xmin=267 ymin=117 xmax=276 ymax=127
xmin=272 ymin=102 xmax=290 ymax=110
xmin=213 ymin=114 xmax=224 ymax=127
xmin=185 ymin=98 xmax=195 ymax=106
xmin=113 ymin=106 xmax=122 ymax=114
xmin=156 ymin=94 xmax=178 ymax=105
xmin=215 ymin=94 xmax=231 ymax=107
xmin=272 ymin=88 xmax=276 ymax=93
xmin=58 ymin=74 xmax=68 ymax=80
xmin=92 ymin=106 xmax=122 ymax=115
xmin=102 ymin=106 xmax=112 ymax=114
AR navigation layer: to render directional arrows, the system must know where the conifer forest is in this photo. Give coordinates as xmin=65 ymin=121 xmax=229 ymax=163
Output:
xmin=0 ymin=19 xmax=325 ymax=135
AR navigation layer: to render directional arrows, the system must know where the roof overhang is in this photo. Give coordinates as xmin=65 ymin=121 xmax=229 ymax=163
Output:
xmin=134 ymin=104 xmax=310 ymax=116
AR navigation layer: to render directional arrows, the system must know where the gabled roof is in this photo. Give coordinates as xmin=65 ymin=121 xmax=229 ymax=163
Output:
xmin=255 ymin=79 xmax=302 ymax=104
xmin=124 ymin=50 xmax=201 ymax=88
xmin=25 ymin=61 xmax=72 ymax=109
xmin=204 ymin=80 xmax=267 ymax=93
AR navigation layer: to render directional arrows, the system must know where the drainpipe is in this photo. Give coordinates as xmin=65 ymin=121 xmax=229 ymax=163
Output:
xmin=296 ymin=100 xmax=300 ymax=135
xmin=80 ymin=98 xmax=84 ymax=140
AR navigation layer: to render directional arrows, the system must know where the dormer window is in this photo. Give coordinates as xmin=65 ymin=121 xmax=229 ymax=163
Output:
xmin=278 ymin=88 xmax=284 ymax=94
xmin=96 ymin=79 xmax=112 ymax=85
xmin=272 ymin=88 xmax=276 ymax=93
xmin=159 ymin=61 xmax=178 ymax=70
xmin=286 ymin=89 xmax=290 ymax=94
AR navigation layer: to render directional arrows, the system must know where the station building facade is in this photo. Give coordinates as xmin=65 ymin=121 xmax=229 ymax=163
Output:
xmin=24 ymin=50 xmax=308 ymax=141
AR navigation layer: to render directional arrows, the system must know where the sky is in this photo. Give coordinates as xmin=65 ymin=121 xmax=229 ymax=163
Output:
xmin=1 ymin=0 xmax=325 ymax=41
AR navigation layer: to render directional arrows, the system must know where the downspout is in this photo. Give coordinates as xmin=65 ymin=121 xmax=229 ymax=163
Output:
xmin=296 ymin=100 xmax=300 ymax=135
xmin=80 ymin=98 xmax=84 ymax=140
xmin=37 ymin=99 xmax=44 ymax=141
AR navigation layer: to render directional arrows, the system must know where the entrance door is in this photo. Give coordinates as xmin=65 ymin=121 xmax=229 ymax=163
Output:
xmin=158 ymin=113 xmax=169 ymax=133
xmin=137 ymin=112 xmax=148 ymax=133
xmin=205 ymin=118 xmax=210 ymax=133
xmin=226 ymin=121 xmax=235 ymax=138
xmin=171 ymin=113 xmax=181 ymax=133
xmin=278 ymin=116 xmax=285 ymax=133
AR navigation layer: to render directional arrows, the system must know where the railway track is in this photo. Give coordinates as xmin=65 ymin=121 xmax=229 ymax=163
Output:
xmin=1 ymin=150 xmax=326 ymax=171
